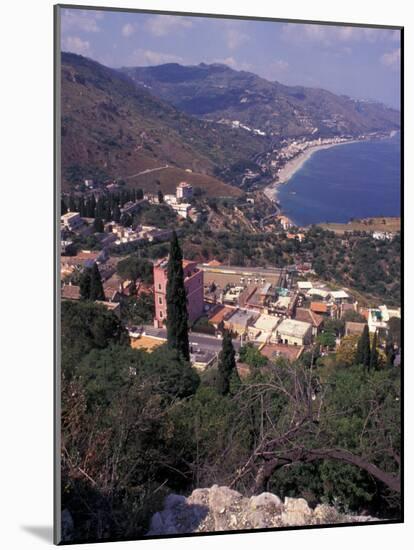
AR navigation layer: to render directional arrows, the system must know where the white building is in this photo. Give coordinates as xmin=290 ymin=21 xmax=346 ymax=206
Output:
xmin=176 ymin=181 xmax=193 ymax=202
xmin=274 ymin=318 xmax=312 ymax=346
xmin=61 ymin=212 xmax=83 ymax=231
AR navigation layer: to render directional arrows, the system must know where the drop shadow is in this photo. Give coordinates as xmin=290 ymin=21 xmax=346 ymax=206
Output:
xmin=21 ymin=525 xmax=53 ymax=543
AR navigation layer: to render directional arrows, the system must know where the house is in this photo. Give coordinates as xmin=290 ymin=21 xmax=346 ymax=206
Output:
xmin=61 ymin=212 xmax=83 ymax=231
xmin=208 ymin=305 xmax=234 ymax=329
xmin=224 ymin=309 xmax=259 ymax=336
xmin=61 ymin=284 xmax=80 ymax=301
xmin=297 ymin=281 xmax=313 ymax=292
xmin=103 ymin=273 xmax=134 ymax=302
xmin=367 ymin=309 xmax=388 ymax=333
xmin=260 ymin=343 xmax=304 ymax=362
xmin=345 ymin=322 xmax=367 ymax=337
xmin=340 ymin=302 xmax=358 ymax=318
xmin=274 ymin=318 xmax=312 ymax=346
xmin=295 ymin=307 xmax=324 ymax=336
xmin=310 ymin=302 xmax=329 ymax=315
xmin=329 ymin=290 xmax=351 ymax=304
xmin=171 ymin=202 xmax=191 ymax=219
xmin=176 ymin=181 xmax=193 ymax=202
xmin=153 ymin=258 xmax=204 ymax=327
xmin=307 ymin=288 xmax=330 ymax=301
xmin=276 ymin=214 xmax=293 ymax=231
xmin=248 ymin=314 xmax=280 ymax=343
xmin=190 ymin=350 xmax=216 ymax=371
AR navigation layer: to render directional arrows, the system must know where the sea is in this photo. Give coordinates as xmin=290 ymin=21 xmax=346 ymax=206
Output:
xmin=277 ymin=132 xmax=401 ymax=226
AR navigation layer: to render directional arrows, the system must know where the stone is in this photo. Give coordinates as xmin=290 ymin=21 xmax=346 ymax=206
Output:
xmin=250 ymin=492 xmax=283 ymax=511
xmin=281 ymin=497 xmax=312 ymax=526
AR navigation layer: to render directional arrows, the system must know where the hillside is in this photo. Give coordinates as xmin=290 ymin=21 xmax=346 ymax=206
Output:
xmin=60 ymin=53 xmax=266 ymax=190
xmin=121 ymin=62 xmax=400 ymax=138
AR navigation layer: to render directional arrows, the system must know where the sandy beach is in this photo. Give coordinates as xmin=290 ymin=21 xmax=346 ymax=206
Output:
xmin=264 ymin=138 xmax=361 ymax=202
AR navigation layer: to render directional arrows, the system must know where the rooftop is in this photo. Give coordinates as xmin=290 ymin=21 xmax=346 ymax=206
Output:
xmin=253 ymin=314 xmax=280 ymax=332
xmin=260 ymin=343 xmax=304 ymax=362
xmin=276 ymin=318 xmax=312 ymax=338
xmin=310 ymin=302 xmax=329 ymax=314
xmin=295 ymin=307 xmax=324 ymax=327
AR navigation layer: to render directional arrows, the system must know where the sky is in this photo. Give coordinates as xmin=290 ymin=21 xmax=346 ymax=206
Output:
xmin=60 ymin=8 xmax=401 ymax=108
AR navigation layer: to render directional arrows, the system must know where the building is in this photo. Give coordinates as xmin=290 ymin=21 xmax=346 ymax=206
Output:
xmin=295 ymin=307 xmax=324 ymax=336
xmin=345 ymin=322 xmax=367 ymax=337
xmin=61 ymin=284 xmax=80 ymax=301
xmin=171 ymin=202 xmax=191 ymax=219
xmin=153 ymin=258 xmax=204 ymax=327
xmin=248 ymin=314 xmax=280 ymax=343
xmin=200 ymin=264 xmax=286 ymax=288
xmin=329 ymin=290 xmax=351 ymax=304
xmin=95 ymin=300 xmax=121 ymax=319
xmin=274 ymin=318 xmax=312 ymax=346
xmin=276 ymin=214 xmax=293 ymax=231
xmin=61 ymin=212 xmax=83 ymax=231
xmin=260 ymin=342 xmax=304 ymax=363
xmin=224 ymin=309 xmax=259 ymax=336
xmin=176 ymin=181 xmax=193 ymax=202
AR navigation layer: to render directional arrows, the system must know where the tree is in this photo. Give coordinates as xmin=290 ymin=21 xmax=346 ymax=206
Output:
xmin=388 ymin=317 xmax=401 ymax=348
xmin=79 ymin=268 xmax=91 ymax=301
xmin=216 ymin=330 xmax=238 ymax=396
xmin=117 ymin=255 xmax=153 ymax=284
xmin=61 ymin=197 xmax=68 ymax=215
xmin=157 ymin=189 xmax=164 ymax=203
xmin=89 ymin=262 xmax=105 ymax=301
xmin=93 ymin=217 xmax=104 ymax=233
xmin=166 ymin=232 xmax=190 ymax=360
xmin=385 ymin=333 xmax=396 ymax=367
xmin=336 ymin=334 xmax=359 ymax=367
xmin=369 ymin=331 xmax=379 ymax=371
xmin=239 ymin=343 xmax=267 ymax=369
xmin=355 ymin=325 xmax=370 ymax=368
xmin=112 ymin=203 xmax=121 ymax=223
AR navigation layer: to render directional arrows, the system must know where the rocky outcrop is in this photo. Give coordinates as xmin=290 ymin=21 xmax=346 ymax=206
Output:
xmin=147 ymin=485 xmax=379 ymax=535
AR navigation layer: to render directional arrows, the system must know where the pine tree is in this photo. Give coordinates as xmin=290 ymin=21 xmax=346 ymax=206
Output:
xmin=93 ymin=217 xmax=104 ymax=233
xmin=166 ymin=232 xmax=190 ymax=361
xmin=68 ymin=194 xmax=76 ymax=212
xmin=89 ymin=263 xmax=105 ymax=301
xmin=356 ymin=325 xmax=371 ymax=368
xmin=369 ymin=331 xmax=379 ymax=370
xmin=216 ymin=330 xmax=238 ymax=396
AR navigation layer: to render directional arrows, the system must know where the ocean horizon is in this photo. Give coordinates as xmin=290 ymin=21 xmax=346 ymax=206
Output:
xmin=277 ymin=133 xmax=401 ymax=226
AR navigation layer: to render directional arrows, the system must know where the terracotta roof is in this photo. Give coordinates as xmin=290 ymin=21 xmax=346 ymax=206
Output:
xmin=260 ymin=343 xmax=304 ymax=362
xmin=61 ymin=284 xmax=80 ymax=300
xmin=310 ymin=302 xmax=328 ymax=314
xmin=206 ymin=259 xmax=222 ymax=267
xmin=208 ymin=305 xmax=233 ymax=325
xmin=295 ymin=307 xmax=324 ymax=327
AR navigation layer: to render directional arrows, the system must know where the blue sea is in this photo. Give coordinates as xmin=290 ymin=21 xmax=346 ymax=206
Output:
xmin=277 ymin=133 xmax=401 ymax=226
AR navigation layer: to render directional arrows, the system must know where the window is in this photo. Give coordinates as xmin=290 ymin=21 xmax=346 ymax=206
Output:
xmin=158 ymin=283 xmax=162 ymax=291
xmin=159 ymin=311 xmax=163 ymax=318
xmin=158 ymin=296 xmax=163 ymax=305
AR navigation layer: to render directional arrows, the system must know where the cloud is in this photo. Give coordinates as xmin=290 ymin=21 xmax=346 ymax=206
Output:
xmin=226 ymin=28 xmax=249 ymax=50
xmin=61 ymin=9 xmax=103 ymax=33
xmin=128 ymin=49 xmax=184 ymax=66
xmin=381 ymin=48 xmax=401 ymax=69
xmin=62 ymin=35 xmax=91 ymax=56
xmin=145 ymin=15 xmax=193 ymax=36
xmin=121 ymin=23 xmax=135 ymax=38
xmin=213 ymin=56 xmax=251 ymax=71
xmin=281 ymin=23 xmax=399 ymax=46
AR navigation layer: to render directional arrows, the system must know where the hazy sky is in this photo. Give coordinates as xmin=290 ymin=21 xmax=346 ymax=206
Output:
xmin=60 ymin=8 xmax=401 ymax=108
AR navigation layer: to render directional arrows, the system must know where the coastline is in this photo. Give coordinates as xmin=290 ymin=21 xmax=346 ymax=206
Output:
xmin=264 ymin=138 xmax=361 ymax=202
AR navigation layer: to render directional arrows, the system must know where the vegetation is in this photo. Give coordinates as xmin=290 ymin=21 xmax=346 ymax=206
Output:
xmin=79 ymin=263 xmax=105 ymax=302
xmin=216 ymin=330 xmax=238 ymax=395
xmin=166 ymin=233 xmax=190 ymax=361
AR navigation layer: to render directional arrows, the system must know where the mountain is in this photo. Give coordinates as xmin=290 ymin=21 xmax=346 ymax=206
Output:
xmin=60 ymin=53 xmax=266 ymax=192
xmin=121 ymin=62 xmax=400 ymax=138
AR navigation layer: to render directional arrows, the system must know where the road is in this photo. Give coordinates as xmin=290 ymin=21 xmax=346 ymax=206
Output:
xmin=143 ymin=325 xmax=241 ymax=354
xmin=124 ymin=165 xmax=169 ymax=181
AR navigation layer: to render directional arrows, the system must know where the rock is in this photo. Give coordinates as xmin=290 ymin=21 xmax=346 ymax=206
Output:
xmin=281 ymin=497 xmax=312 ymax=526
xmin=250 ymin=492 xmax=283 ymax=511
xmin=146 ymin=486 xmax=380 ymax=535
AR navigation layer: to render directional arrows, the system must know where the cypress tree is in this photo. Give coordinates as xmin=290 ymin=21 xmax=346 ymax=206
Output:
xmin=89 ymin=263 xmax=105 ymax=301
xmin=68 ymin=194 xmax=76 ymax=212
xmin=385 ymin=333 xmax=395 ymax=367
xmin=61 ymin=197 xmax=68 ymax=215
xmin=356 ymin=325 xmax=371 ymax=368
xmin=369 ymin=331 xmax=379 ymax=370
xmin=158 ymin=189 xmax=164 ymax=203
xmin=166 ymin=232 xmax=190 ymax=361
xmin=79 ymin=269 xmax=91 ymax=300
xmin=216 ymin=330 xmax=238 ymax=396
xmin=113 ymin=203 xmax=121 ymax=223
xmin=93 ymin=217 xmax=104 ymax=233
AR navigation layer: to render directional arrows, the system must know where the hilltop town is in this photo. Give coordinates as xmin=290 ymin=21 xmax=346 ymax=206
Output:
xmin=60 ymin=177 xmax=401 ymax=376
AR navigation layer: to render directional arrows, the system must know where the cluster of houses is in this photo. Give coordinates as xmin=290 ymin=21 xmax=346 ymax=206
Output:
xmin=145 ymin=181 xmax=199 ymax=221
